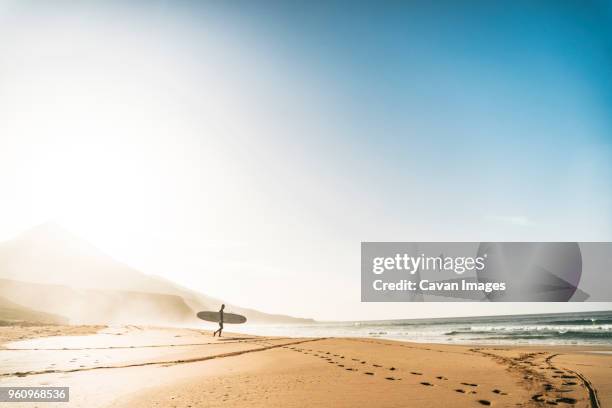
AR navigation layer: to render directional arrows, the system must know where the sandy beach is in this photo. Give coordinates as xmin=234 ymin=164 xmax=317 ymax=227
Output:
xmin=0 ymin=325 xmax=609 ymax=407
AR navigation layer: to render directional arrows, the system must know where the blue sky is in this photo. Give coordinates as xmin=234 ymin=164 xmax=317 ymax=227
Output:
xmin=0 ymin=0 xmax=611 ymax=319
xmin=172 ymin=0 xmax=612 ymax=240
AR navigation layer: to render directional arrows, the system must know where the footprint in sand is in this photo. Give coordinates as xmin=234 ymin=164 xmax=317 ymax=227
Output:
xmin=388 ymin=367 xmax=396 ymax=371
xmin=364 ymin=372 xmax=374 ymax=375
xmin=436 ymin=376 xmax=447 ymax=380
xmin=420 ymin=382 xmax=434 ymax=386
xmin=346 ymin=368 xmax=357 ymax=371
xmin=555 ymin=397 xmax=577 ymax=404
xmin=455 ymin=389 xmax=466 ymax=393
xmin=461 ymin=382 xmax=478 ymax=387
xmin=410 ymin=371 xmax=422 ymax=375
xmin=477 ymin=400 xmax=491 ymax=406
xmin=386 ymin=377 xmax=398 ymax=381
xmin=373 ymin=364 xmax=382 ymax=368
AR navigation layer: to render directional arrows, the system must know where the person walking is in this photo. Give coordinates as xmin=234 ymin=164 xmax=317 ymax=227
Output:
xmin=213 ymin=304 xmax=225 ymax=337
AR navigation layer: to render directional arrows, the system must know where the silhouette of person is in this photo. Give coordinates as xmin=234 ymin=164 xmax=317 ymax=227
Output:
xmin=213 ymin=304 xmax=225 ymax=337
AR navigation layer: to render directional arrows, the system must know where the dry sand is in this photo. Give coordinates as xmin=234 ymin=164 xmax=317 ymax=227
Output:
xmin=1 ymin=325 xmax=610 ymax=407
xmin=0 ymin=323 xmax=104 ymax=347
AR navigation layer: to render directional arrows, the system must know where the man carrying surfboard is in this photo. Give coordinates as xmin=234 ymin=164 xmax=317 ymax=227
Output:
xmin=213 ymin=304 xmax=225 ymax=337
xmin=196 ymin=307 xmax=246 ymax=334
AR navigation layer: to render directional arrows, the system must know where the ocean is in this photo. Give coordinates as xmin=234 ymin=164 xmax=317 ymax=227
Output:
xmin=236 ymin=310 xmax=612 ymax=346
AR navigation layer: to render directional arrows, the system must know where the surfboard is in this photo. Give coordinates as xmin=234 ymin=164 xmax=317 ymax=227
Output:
xmin=197 ymin=311 xmax=247 ymax=324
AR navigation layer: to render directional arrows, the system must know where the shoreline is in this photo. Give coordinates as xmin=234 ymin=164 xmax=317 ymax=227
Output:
xmin=1 ymin=325 xmax=610 ymax=407
xmin=228 ymin=310 xmax=612 ymax=347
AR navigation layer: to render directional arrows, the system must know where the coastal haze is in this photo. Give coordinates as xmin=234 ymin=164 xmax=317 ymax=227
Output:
xmin=0 ymin=223 xmax=311 ymax=325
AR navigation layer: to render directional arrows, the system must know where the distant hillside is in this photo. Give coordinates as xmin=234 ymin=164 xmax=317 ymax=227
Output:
xmin=0 ymin=279 xmax=195 ymax=325
xmin=0 ymin=295 xmax=67 ymax=325
xmin=0 ymin=223 xmax=313 ymax=325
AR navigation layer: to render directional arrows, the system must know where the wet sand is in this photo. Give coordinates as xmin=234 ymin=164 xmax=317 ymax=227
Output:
xmin=1 ymin=325 xmax=610 ymax=407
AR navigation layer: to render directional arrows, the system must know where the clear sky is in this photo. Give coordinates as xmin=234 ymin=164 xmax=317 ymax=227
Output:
xmin=0 ymin=1 xmax=611 ymax=320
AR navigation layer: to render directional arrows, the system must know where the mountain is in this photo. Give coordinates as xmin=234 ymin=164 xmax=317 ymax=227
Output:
xmin=0 ymin=279 xmax=195 ymax=325
xmin=0 ymin=223 xmax=313 ymax=325
xmin=0 ymin=223 xmax=186 ymax=293
xmin=0 ymin=295 xmax=67 ymax=325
